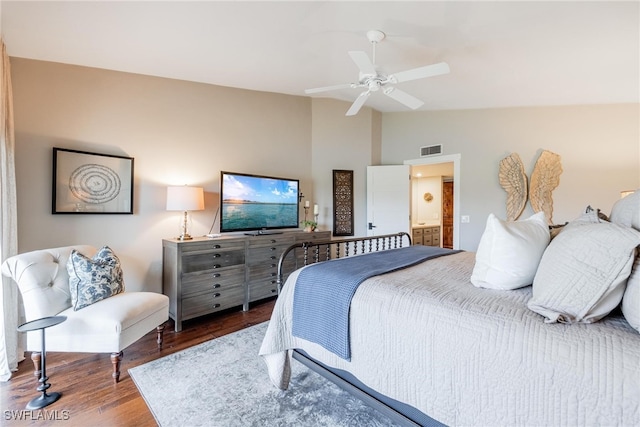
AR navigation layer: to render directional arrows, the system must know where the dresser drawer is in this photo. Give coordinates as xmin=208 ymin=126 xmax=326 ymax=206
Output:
xmin=248 ymin=280 xmax=279 ymax=302
xmin=295 ymin=231 xmax=331 ymax=243
xmin=182 ymin=266 xmax=245 ymax=297
xmin=247 ymin=235 xmax=294 ymax=249
xmin=180 ymin=240 xmax=245 ymax=253
xmin=182 ymin=249 xmax=244 ymax=273
xmin=181 ymin=285 xmax=244 ymax=319
xmin=247 ymin=245 xmax=289 ymax=265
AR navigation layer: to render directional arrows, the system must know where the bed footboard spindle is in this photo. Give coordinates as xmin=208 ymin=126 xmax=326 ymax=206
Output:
xmin=276 ymin=232 xmax=411 ymax=293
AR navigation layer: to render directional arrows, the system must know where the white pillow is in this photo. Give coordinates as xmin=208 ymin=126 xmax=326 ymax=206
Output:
xmin=609 ymin=189 xmax=639 ymax=231
xmin=471 ymin=212 xmax=550 ymax=290
xmin=621 ymin=252 xmax=640 ymax=332
xmin=528 ymin=211 xmax=640 ymax=323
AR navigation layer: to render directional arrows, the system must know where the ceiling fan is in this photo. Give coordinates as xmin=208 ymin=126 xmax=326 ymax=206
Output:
xmin=305 ymin=30 xmax=450 ymax=116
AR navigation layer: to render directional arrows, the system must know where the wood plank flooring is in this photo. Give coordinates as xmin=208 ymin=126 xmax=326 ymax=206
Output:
xmin=1 ymin=299 xmax=275 ymax=426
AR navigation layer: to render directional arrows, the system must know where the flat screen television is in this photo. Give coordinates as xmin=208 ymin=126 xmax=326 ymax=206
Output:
xmin=220 ymin=171 xmax=300 ymax=234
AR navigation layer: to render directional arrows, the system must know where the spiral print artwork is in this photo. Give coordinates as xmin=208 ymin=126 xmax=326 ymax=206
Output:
xmin=69 ymin=164 xmax=122 ymax=204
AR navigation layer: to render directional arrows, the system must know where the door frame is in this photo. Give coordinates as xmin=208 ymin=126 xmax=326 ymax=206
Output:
xmin=404 ymin=154 xmax=461 ymax=249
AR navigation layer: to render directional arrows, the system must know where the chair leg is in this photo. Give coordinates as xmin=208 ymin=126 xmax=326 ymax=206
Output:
xmin=156 ymin=324 xmax=165 ymax=350
xmin=30 ymin=352 xmax=41 ymax=382
xmin=111 ymin=351 xmax=123 ymax=384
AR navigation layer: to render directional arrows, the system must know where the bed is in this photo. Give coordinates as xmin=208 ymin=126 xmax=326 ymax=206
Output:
xmin=259 ymin=195 xmax=640 ymax=426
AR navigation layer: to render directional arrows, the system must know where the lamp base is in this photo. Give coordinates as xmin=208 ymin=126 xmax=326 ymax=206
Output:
xmin=177 ymin=234 xmax=193 ymax=241
xmin=26 ymin=391 xmax=61 ymax=410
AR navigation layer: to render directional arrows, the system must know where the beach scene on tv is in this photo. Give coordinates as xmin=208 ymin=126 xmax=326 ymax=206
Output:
xmin=221 ymin=173 xmax=299 ymax=231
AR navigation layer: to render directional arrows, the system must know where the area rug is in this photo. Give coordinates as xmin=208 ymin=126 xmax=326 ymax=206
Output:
xmin=129 ymin=322 xmax=399 ymax=426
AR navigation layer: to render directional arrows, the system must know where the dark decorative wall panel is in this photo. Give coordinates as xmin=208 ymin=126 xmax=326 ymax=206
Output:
xmin=333 ymin=169 xmax=354 ymax=236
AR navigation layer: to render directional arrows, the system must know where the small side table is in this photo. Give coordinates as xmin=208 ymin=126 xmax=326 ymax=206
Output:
xmin=17 ymin=316 xmax=67 ymax=410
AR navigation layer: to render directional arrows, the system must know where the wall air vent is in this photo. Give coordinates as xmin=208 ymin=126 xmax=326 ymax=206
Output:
xmin=420 ymin=144 xmax=442 ymax=157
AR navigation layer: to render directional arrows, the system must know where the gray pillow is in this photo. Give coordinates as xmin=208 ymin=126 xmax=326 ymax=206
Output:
xmin=528 ymin=210 xmax=640 ymax=323
xmin=609 ymin=189 xmax=640 ymax=231
xmin=622 ymin=254 xmax=640 ymax=332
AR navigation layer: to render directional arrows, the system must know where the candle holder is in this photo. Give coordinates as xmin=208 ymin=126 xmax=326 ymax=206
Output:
xmin=304 ymin=206 xmax=309 ymax=221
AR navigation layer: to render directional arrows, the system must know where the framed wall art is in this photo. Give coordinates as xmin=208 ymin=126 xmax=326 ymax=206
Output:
xmin=332 ymin=169 xmax=354 ymax=236
xmin=52 ymin=147 xmax=134 ymax=214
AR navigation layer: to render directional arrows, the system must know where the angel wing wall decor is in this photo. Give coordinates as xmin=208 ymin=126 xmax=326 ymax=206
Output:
xmin=499 ymin=153 xmax=528 ymax=221
xmin=499 ymin=149 xmax=562 ymax=223
xmin=529 ymin=150 xmax=563 ymax=225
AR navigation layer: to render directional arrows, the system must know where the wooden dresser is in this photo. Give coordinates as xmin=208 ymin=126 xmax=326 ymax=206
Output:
xmin=163 ymin=230 xmax=331 ymax=331
xmin=411 ymin=225 xmax=441 ymax=247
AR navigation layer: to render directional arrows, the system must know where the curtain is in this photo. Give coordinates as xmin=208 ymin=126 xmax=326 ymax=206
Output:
xmin=0 ymin=38 xmax=20 ymax=381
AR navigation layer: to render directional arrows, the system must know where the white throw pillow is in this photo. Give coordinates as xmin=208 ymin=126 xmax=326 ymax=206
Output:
xmin=622 ymin=252 xmax=640 ymax=332
xmin=528 ymin=211 xmax=640 ymax=323
xmin=471 ymin=212 xmax=550 ymax=290
xmin=609 ymin=189 xmax=640 ymax=231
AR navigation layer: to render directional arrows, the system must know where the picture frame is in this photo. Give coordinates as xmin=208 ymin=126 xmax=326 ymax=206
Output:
xmin=52 ymin=147 xmax=134 ymax=214
xmin=332 ymin=169 xmax=354 ymax=236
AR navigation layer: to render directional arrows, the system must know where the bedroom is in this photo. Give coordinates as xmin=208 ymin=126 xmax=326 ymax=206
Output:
xmin=0 ymin=1 xmax=638 ymax=425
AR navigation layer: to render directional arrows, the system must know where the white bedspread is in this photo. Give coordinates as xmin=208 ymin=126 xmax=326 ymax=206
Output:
xmin=259 ymin=251 xmax=640 ymax=426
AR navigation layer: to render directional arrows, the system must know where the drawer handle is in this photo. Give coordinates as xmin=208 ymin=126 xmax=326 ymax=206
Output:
xmin=270 ymin=272 xmax=276 ymax=277
xmin=213 ymin=284 xmax=221 ymax=289
xmin=270 ymin=239 xmax=276 ymax=243
xmin=213 ymin=244 xmax=221 ymax=249
xmin=212 ymin=303 xmax=221 ymax=309
xmin=270 ymin=247 xmax=277 ymax=251
xmin=270 ymin=256 xmax=277 ymax=260
xmin=270 ymin=280 xmax=277 ymax=285
xmin=270 ymin=289 xmax=277 ymax=294
xmin=212 ymin=293 xmax=221 ymax=298
xmin=212 ymin=254 xmax=221 ymax=258
xmin=213 ymin=273 xmax=221 ymax=278
xmin=212 ymin=264 xmax=221 ymax=269
xmin=270 ymin=264 xmax=276 ymax=268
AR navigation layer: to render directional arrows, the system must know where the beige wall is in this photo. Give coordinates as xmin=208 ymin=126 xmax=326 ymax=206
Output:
xmin=310 ymin=98 xmax=381 ymax=237
xmin=11 ymin=57 xmax=639 ymax=289
xmin=11 ymin=58 xmax=316 ymax=292
xmin=382 ymin=105 xmax=640 ymax=250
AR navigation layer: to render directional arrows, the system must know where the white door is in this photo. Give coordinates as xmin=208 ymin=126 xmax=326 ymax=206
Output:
xmin=366 ymin=165 xmax=411 ymax=236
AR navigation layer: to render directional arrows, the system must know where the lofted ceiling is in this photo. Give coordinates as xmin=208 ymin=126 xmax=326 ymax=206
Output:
xmin=1 ymin=1 xmax=638 ymax=114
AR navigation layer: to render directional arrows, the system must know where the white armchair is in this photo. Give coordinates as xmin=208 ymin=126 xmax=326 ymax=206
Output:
xmin=1 ymin=245 xmax=169 ymax=383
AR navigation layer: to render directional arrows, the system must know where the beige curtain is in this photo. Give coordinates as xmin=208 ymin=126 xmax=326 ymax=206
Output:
xmin=0 ymin=38 xmax=20 ymax=381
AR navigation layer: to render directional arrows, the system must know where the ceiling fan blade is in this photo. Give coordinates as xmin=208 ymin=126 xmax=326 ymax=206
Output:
xmin=383 ymin=87 xmax=424 ymax=110
xmin=346 ymin=91 xmax=371 ymax=116
xmin=305 ymin=83 xmax=353 ymax=94
xmin=390 ymin=62 xmax=450 ymax=83
xmin=348 ymin=51 xmax=376 ymax=76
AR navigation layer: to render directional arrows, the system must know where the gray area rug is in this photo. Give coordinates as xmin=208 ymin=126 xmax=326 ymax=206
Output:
xmin=129 ymin=322 xmax=399 ymax=426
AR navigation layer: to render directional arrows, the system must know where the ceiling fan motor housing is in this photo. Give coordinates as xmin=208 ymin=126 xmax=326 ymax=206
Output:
xmin=366 ymin=30 xmax=386 ymax=44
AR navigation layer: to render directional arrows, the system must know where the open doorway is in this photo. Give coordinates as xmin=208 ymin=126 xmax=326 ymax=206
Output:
xmin=405 ymin=154 xmax=461 ymax=249
xmin=409 ymin=162 xmax=454 ymax=249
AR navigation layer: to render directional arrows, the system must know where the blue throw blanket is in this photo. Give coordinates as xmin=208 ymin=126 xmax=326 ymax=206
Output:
xmin=291 ymin=245 xmax=459 ymax=360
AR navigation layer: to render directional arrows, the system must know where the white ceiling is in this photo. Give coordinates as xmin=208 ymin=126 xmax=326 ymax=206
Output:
xmin=2 ymin=1 xmax=638 ymax=114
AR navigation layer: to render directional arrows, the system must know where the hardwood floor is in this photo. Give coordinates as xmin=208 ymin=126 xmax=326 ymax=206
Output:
xmin=1 ymin=299 xmax=275 ymax=426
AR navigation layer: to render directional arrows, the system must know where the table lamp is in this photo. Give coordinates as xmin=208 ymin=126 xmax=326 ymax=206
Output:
xmin=166 ymin=186 xmax=205 ymax=240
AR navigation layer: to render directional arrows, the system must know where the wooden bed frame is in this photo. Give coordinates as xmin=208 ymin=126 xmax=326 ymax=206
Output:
xmin=276 ymin=232 xmax=444 ymax=427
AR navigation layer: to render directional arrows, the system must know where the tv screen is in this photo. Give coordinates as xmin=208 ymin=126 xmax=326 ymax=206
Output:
xmin=220 ymin=171 xmax=300 ymax=233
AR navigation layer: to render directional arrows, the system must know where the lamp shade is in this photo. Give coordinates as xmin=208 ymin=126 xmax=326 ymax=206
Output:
xmin=166 ymin=186 xmax=205 ymax=211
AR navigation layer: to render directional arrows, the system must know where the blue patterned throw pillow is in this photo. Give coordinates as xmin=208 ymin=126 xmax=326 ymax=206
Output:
xmin=67 ymin=246 xmax=125 ymax=311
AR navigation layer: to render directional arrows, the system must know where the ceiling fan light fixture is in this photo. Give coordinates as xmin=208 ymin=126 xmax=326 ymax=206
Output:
xmin=366 ymin=30 xmax=386 ymax=44
xmin=304 ymin=29 xmax=450 ymax=116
